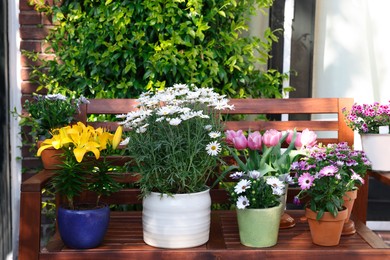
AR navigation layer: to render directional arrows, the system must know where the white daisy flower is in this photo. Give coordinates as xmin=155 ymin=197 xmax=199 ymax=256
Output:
xmin=234 ymin=179 xmax=251 ymax=194
xmin=204 ymin=125 xmax=212 ymax=131
xmin=169 ymin=118 xmax=182 ymax=126
xmin=206 ymin=141 xmax=221 ymax=156
xmin=208 ymin=131 xmax=221 ymax=138
xmin=119 ymin=137 xmax=130 ymax=146
xmin=236 ymin=196 xmax=250 ymax=209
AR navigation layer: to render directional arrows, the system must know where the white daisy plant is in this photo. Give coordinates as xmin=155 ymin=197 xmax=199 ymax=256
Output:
xmin=119 ymin=83 xmax=233 ymax=196
xmin=229 ymin=170 xmax=284 ymax=209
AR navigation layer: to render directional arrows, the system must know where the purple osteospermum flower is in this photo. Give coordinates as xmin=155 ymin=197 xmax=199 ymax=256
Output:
xmin=351 ymin=169 xmax=365 ymax=184
xmin=293 ymin=196 xmax=301 ymax=205
xmin=298 ymin=172 xmax=315 ymax=190
xmin=319 ymin=165 xmax=338 ymax=177
xmin=230 ymin=171 xmax=244 ymax=180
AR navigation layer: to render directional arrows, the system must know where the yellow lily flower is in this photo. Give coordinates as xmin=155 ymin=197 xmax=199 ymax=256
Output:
xmin=37 ymin=122 xmax=123 ymax=163
xmin=112 ymin=126 xmax=123 ymax=149
xmin=37 ymin=127 xmax=73 ymax=156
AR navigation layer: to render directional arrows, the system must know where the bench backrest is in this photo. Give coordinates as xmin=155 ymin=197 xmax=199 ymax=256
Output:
xmin=77 ymin=97 xmax=354 ymax=145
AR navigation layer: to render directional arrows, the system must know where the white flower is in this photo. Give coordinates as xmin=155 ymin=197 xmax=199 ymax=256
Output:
xmin=230 ymin=171 xmax=244 ymax=179
xmin=236 ymin=196 xmax=250 ymax=209
xmin=208 ymin=131 xmax=221 ymax=138
xmin=248 ymin=170 xmax=261 ymax=179
xmin=266 ymin=177 xmax=285 ymax=195
xmin=206 ymin=141 xmax=221 ymax=156
xmin=234 ymin=179 xmax=251 ymax=194
xmin=45 ymin=93 xmax=67 ymax=101
xmin=169 ymin=118 xmax=182 ymax=126
xmin=119 ymin=137 xmax=130 ymax=146
xmin=204 ymin=125 xmax=212 ymax=131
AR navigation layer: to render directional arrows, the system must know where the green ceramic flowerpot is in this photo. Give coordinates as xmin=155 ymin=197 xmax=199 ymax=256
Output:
xmin=236 ymin=203 xmax=283 ymax=247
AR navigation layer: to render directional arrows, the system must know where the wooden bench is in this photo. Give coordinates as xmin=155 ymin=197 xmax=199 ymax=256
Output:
xmin=18 ymin=98 xmax=390 ymax=260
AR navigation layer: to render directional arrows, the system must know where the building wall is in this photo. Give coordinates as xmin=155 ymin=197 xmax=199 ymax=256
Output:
xmin=313 ymin=0 xmax=390 ymax=103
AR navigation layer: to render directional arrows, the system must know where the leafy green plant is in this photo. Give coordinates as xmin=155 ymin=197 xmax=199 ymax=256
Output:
xmin=26 ymin=0 xmax=289 ymax=99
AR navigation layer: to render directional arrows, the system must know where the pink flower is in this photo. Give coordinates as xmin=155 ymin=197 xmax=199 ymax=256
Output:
xmin=318 ymin=165 xmax=338 ymax=177
xmin=298 ymin=172 xmax=315 ymax=190
xmin=285 ymin=129 xmax=295 ymax=144
xmin=225 ymin=130 xmax=243 ymax=145
xmin=286 ymin=130 xmax=304 ymax=149
xmin=262 ymin=129 xmax=282 ymax=147
xmin=247 ymin=131 xmax=262 ymax=150
xmin=297 ymin=128 xmax=317 ymax=149
xmin=232 ymin=132 xmax=248 ymax=150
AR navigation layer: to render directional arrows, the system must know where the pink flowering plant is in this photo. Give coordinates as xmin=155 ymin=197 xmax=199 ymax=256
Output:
xmin=292 ymin=142 xmax=371 ymax=220
xmin=343 ymin=101 xmax=390 ymax=133
xmin=224 ymin=128 xmax=317 ymax=209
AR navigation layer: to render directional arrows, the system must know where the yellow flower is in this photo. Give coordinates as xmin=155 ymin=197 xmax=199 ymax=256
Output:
xmin=66 ymin=122 xmax=101 ymax=162
xmin=37 ymin=127 xmax=72 ymax=156
xmin=112 ymin=126 xmax=123 ymax=149
xmin=37 ymin=122 xmax=123 ymax=163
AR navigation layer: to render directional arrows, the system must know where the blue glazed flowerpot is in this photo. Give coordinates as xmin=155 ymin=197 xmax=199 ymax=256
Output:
xmin=58 ymin=204 xmax=110 ymax=249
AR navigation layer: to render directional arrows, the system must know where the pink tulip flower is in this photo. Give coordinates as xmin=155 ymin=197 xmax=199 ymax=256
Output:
xmin=297 ymin=128 xmax=317 ymax=149
xmin=293 ymin=132 xmax=303 ymax=149
xmin=232 ymin=132 xmax=248 ymax=150
xmin=262 ymin=129 xmax=282 ymax=147
xmin=225 ymin=130 xmax=243 ymax=145
xmin=247 ymin=131 xmax=262 ymax=150
xmin=285 ymin=129 xmax=295 ymax=144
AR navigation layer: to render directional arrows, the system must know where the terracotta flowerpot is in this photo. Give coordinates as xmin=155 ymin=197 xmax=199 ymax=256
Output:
xmin=342 ymin=189 xmax=358 ymax=235
xmin=305 ymin=207 xmax=348 ymax=246
xmin=38 ymin=141 xmax=63 ymax=170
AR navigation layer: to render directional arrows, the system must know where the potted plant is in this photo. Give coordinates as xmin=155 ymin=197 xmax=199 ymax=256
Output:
xmin=37 ymin=122 xmax=124 ymax=249
xmin=343 ymin=101 xmax=390 ymax=171
xmin=292 ymin=143 xmax=370 ymax=246
xmin=118 ymin=83 xmax=233 ymax=249
xmin=224 ymin=128 xmax=317 ymax=229
xmin=228 ymin=173 xmax=284 ymax=247
xmin=18 ymin=93 xmax=89 ymax=169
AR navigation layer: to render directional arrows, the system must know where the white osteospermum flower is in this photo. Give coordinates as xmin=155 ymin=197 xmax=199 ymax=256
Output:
xmin=234 ymin=179 xmax=251 ymax=194
xmin=236 ymin=196 xmax=250 ymax=209
xmin=169 ymin=118 xmax=182 ymax=126
xmin=230 ymin=171 xmax=244 ymax=179
xmin=208 ymin=131 xmax=221 ymax=138
xmin=248 ymin=170 xmax=261 ymax=180
xmin=206 ymin=141 xmax=221 ymax=156
xmin=266 ymin=177 xmax=285 ymax=195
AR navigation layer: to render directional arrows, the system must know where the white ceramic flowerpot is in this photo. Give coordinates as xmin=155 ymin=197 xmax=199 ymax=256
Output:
xmin=142 ymin=189 xmax=211 ymax=248
xmin=361 ymin=134 xmax=390 ymax=171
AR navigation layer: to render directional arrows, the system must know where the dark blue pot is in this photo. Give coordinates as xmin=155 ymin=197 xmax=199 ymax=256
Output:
xmin=58 ymin=204 xmax=110 ymax=249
